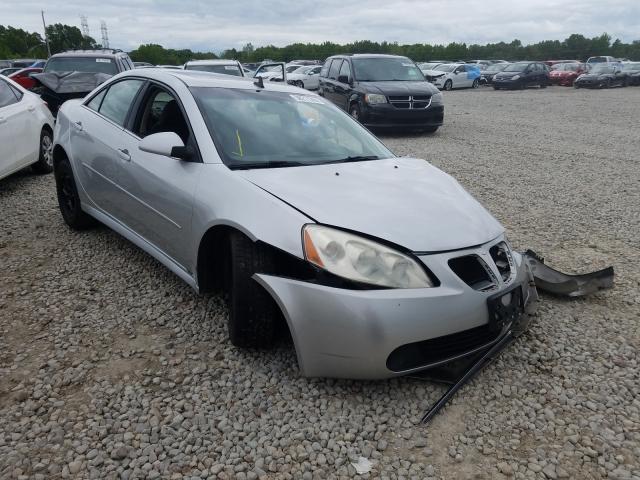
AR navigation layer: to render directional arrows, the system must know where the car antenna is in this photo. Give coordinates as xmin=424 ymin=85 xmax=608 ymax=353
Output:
xmin=254 ymin=76 xmax=264 ymax=88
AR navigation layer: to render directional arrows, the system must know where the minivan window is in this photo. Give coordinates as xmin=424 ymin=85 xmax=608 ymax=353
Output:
xmin=352 ymin=57 xmax=424 ymax=81
xmin=328 ymin=59 xmax=342 ymax=80
xmin=98 ymin=79 xmax=144 ymax=126
xmin=338 ymin=61 xmax=351 ymax=81
xmin=44 ymin=56 xmax=119 ymax=75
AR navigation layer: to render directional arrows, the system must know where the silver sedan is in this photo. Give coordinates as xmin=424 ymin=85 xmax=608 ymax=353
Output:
xmin=52 ymin=69 xmax=538 ymax=379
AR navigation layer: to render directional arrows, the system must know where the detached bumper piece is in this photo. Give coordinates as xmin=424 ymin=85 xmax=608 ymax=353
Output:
xmin=419 ymin=250 xmax=614 ymax=425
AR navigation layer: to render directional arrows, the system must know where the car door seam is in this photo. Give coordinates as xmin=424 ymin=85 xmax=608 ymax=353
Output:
xmin=81 ymin=162 xmax=182 ymax=230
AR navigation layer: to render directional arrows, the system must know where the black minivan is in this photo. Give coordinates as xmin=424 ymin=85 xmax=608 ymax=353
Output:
xmin=318 ymin=54 xmax=444 ymax=132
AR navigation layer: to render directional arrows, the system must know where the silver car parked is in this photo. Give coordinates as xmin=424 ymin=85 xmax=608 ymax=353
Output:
xmin=52 ymin=68 xmax=538 ymax=379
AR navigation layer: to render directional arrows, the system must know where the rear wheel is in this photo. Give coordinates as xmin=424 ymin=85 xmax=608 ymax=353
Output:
xmin=443 ymin=80 xmax=453 ymax=91
xmin=32 ymin=128 xmax=53 ymax=174
xmin=472 ymin=78 xmax=479 ymax=88
xmin=227 ymin=232 xmax=279 ymax=348
xmin=54 ymin=158 xmax=97 ymax=230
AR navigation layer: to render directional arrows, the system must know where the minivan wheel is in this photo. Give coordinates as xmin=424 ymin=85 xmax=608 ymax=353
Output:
xmin=54 ymin=158 xmax=96 ymax=230
xmin=443 ymin=80 xmax=453 ymax=91
xmin=227 ymin=232 xmax=279 ymax=348
xmin=349 ymin=103 xmax=361 ymax=120
xmin=32 ymin=128 xmax=54 ymax=174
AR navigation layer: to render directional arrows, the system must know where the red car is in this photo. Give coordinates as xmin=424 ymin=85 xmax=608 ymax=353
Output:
xmin=8 ymin=67 xmax=43 ymax=90
xmin=549 ymin=62 xmax=586 ymax=86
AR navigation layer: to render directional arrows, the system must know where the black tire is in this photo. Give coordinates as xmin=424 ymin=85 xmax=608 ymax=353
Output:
xmin=422 ymin=126 xmax=439 ymax=133
xmin=227 ymin=232 xmax=280 ymax=348
xmin=54 ymin=158 xmax=96 ymax=230
xmin=472 ymin=78 xmax=479 ymax=88
xmin=32 ymin=128 xmax=53 ymax=174
xmin=443 ymin=80 xmax=453 ymax=91
xmin=349 ymin=103 xmax=361 ymax=121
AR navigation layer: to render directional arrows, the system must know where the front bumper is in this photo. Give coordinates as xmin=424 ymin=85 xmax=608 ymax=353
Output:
xmin=574 ymin=79 xmax=604 ymax=88
xmin=493 ymin=78 xmax=521 ymax=89
xmin=255 ymin=238 xmax=538 ymax=379
xmin=360 ymin=104 xmax=444 ymax=128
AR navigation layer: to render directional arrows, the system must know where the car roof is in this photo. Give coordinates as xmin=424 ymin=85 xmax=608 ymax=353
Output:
xmin=49 ymin=49 xmax=127 ymax=58
xmin=117 ymin=68 xmax=309 ymax=93
xmin=185 ymin=59 xmax=239 ymax=65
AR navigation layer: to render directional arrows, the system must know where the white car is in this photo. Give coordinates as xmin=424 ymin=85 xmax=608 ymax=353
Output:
xmin=423 ymin=63 xmax=481 ymax=90
xmin=184 ymin=60 xmax=244 ymax=77
xmin=285 ymin=65 xmax=323 ymax=90
xmin=0 ymin=76 xmax=54 ymax=180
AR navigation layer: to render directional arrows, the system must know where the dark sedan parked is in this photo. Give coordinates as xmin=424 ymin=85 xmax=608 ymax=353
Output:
xmin=493 ymin=61 xmax=550 ymax=90
xmin=621 ymin=62 xmax=640 ymax=86
xmin=574 ymin=65 xmax=628 ymax=88
xmin=318 ymin=54 xmax=444 ymax=132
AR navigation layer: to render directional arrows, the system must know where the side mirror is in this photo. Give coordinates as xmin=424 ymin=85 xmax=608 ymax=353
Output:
xmin=139 ymin=132 xmax=193 ymax=161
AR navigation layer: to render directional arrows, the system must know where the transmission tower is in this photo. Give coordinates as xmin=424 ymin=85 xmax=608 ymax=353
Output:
xmin=80 ymin=15 xmax=90 ymax=38
xmin=100 ymin=21 xmax=109 ymax=49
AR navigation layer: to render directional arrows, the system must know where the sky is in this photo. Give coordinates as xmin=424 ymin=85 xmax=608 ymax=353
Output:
xmin=2 ymin=0 xmax=638 ymax=53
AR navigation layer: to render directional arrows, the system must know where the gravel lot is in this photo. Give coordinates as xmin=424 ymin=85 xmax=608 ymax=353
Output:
xmin=1 ymin=85 xmax=639 ymax=480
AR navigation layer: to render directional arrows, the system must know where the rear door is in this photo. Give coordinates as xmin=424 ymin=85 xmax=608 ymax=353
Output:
xmin=324 ymin=59 xmax=343 ymax=107
xmin=333 ymin=60 xmax=352 ymax=110
xmin=70 ymin=79 xmax=145 ymax=219
xmin=0 ymin=79 xmax=19 ymax=177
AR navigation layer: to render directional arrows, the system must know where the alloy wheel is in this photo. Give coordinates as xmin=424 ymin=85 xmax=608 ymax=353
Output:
xmin=41 ymin=134 xmax=53 ymax=168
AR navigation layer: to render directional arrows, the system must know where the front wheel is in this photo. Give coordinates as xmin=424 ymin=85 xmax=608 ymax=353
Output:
xmin=54 ymin=158 xmax=97 ymax=230
xmin=443 ymin=80 xmax=453 ymax=91
xmin=32 ymin=128 xmax=53 ymax=174
xmin=349 ymin=103 xmax=362 ymax=121
xmin=227 ymin=232 xmax=279 ymax=348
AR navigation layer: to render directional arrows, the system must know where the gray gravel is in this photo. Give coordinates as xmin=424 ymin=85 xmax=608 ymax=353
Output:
xmin=1 ymin=85 xmax=639 ymax=479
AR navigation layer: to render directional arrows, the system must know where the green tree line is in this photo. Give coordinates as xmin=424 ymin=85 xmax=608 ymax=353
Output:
xmin=2 ymin=24 xmax=639 ymax=64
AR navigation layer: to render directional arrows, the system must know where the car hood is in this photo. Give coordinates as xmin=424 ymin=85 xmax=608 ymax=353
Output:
xmin=238 ymin=158 xmax=503 ymax=252
xmin=358 ymin=81 xmax=438 ymax=96
xmin=423 ymin=70 xmax=447 ymax=77
xmin=495 ymin=71 xmax=521 ymax=78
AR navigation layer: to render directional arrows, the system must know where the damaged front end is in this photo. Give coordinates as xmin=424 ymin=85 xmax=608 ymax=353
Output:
xmin=419 ymin=250 xmax=614 ymax=424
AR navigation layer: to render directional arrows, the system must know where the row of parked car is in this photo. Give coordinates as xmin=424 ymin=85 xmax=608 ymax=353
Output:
xmin=417 ymin=58 xmax=640 ymax=90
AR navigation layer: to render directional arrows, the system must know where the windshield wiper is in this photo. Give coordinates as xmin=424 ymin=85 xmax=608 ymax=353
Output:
xmin=227 ymin=160 xmax=306 ymax=170
xmin=321 ymin=155 xmax=381 ymax=165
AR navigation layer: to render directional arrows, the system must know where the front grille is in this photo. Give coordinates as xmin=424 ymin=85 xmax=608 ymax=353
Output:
xmin=388 ymin=95 xmax=432 ymax=109
xmin=448 ymin=255 xmax=497 ymax=291
xmin=386 ymin=324 xmax=500 ymax=371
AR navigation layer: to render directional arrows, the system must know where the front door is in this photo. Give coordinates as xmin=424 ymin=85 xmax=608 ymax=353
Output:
xmin=114 ymin=85 xmax=199 ymax=269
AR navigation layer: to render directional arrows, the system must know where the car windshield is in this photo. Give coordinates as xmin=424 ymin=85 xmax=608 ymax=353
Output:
xmin=591 ymin=65 xmax=615 ymax=74
xmin=186 ymin=64 xmax=243 ymax=76
xmin=434 ymin=64 xmax=455 ymax=72
xmin=44 ymin=56 xmax=118 ymax=74
xmin=553 ymin=63 xmax=580 ymax=71
xmin=286 ymin=65 xmax=304 ymax=73
xmin=503 ymin=63 xmax=529 ymax=72
xmin=191 ymin=87 xmax=393 ymax=169
xmin=352 ymin=57 xmax=424 ymax=81
xmin=622 ymin=63 xmax=640 ymax=70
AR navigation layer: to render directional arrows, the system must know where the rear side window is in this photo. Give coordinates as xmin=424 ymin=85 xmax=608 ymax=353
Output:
xmin=328 ymin=59 xmax=342 ymax=80
xmin=97 ymin=79 xmax=144 ymax=126
xmin=86 ymin=88 xmax=107 ymax=111
xmin=0 ymin=79 xmax=19 ymax=108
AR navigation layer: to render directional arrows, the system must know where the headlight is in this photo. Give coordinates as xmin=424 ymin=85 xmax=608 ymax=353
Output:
xmin=364 ymin=93 xmax=387 ymax=105
xmin=511 ymin=75 xmax=520 ymax=80
xmin=302 ymin=225 xmax=433 ymax=289
xmin=431 ymin=92 xmax=444 ymax=105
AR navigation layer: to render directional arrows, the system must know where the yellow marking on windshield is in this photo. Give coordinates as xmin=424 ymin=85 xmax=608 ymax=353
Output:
xmin=232 ymin=129 xmax=244 ymax=157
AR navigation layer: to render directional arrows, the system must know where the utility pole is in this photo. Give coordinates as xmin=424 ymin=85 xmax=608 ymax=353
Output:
xmin=41 ymin=10 xmax=52 ymax=58
xmin=100 ymin=21 xmax=109 ymax=49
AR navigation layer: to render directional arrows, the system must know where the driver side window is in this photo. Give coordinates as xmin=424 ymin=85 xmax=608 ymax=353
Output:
xmin=133 ymin=86 xmax=190 ymax=144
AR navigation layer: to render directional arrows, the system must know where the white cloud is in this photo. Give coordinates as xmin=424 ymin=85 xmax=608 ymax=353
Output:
xmin=3 ymin=0 xmax=638 ymax=53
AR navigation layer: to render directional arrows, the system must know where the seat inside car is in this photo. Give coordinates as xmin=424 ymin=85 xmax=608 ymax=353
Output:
xmin=147 ymin=99 xmax=190 ymax=143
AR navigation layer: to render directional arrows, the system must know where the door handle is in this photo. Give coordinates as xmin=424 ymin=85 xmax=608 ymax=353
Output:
xmin=73 ymin=121 xmax=83 ymax=131
xmin=117 ymin=148 xmax=131 ymax=161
